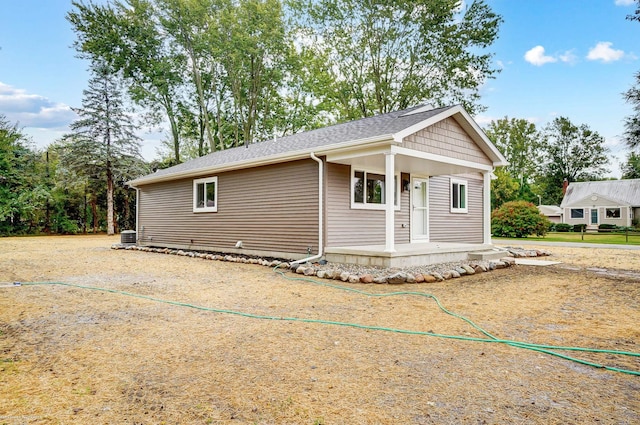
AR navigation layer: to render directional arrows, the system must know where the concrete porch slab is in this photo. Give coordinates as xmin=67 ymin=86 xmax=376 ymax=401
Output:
xmin=515 ymin=259 xmax=562 ymax=266
xmin=325 ymin=242 xmax=497 ymax=268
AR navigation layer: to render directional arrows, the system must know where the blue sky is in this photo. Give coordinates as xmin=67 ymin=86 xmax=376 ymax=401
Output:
xmin=0 ymin=0 xmax=638 ymax=177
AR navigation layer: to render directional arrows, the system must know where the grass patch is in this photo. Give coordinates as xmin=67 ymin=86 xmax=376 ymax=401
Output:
xmin=496 ymin=231 xmax=640 ymax=245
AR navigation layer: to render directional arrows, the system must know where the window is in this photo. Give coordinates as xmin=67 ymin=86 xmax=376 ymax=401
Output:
xmin=352 ymin=169 xmax=399 ymax=209
xmin=606 ymin=208 xmax=621 ymax=219
xmin=570 ymin=208 xmax=584 ymax=219
xmin=450 ymin=178 xmax=468 ymax=213
xmin=193 ymin=176 xmax=218 ymax=212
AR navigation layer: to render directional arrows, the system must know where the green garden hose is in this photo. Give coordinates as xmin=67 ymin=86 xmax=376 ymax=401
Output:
xmin=10 ymin=276 xmax=640 ymax=377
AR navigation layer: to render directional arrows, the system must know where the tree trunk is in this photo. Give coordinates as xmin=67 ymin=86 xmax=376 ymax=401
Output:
xmin=106 ymin=161 xmax=115 ymax=235
xmin=91 ymin=196 xmax=98 ymax=233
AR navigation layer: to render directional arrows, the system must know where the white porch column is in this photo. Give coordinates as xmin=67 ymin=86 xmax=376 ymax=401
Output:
xmin=384 ymin=152 xmax=396 ymax=252
xmin=483 ymin=171 xmax=491 ymax=244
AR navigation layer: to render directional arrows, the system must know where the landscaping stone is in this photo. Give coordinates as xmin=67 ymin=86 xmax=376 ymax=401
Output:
xmin=462 ymin=264 xmax=476 ymax=275
xmin=348 ymin=275 xmax=360 ymax=283
xmin=113 ymin=241 xmax=555 ymax=286
xmin=431 ymin=272 xmax=444 ymax=282
xmin=422 ymin=274 xmax=437 ymax=283
xmin=387 ymin=272 xmax=407 ymax=284
xmin=360 ymin=274 xmax=374 ymax=284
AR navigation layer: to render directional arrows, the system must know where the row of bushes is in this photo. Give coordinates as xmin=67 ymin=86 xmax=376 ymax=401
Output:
xmin=553 ymin=223 xmax=637 ymax=233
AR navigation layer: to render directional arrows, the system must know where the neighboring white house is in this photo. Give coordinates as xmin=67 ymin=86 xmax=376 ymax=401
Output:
xmin=538 ymin=205 xmax=563 ymax=224
xmin=560 ymin=179 xmax=640 ymax=228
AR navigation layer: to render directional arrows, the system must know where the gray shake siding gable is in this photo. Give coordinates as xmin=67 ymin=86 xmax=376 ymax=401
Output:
xmin=138 ymin=159 xmax=319 ymax=255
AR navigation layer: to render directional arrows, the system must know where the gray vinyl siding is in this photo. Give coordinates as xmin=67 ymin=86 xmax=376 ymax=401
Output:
xmin=137 ymin=159 xmax=319 ymax=255
xmin=429 ymin=174 xmax=484 ymax=243
xmin=325 ymin=163 xmax=410 ymax=247
xmin=403 ymin=117 xmax=492 ymax=166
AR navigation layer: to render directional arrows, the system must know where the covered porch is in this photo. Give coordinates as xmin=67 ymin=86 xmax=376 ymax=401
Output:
xmin=324 ymin=242 xmax=504 ymax=268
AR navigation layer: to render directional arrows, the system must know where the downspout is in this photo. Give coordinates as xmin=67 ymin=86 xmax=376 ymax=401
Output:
xmin=135 ymin=187 xmax=140 ymax=243
xmin=291 ymin=153 xmax=324 ymax=266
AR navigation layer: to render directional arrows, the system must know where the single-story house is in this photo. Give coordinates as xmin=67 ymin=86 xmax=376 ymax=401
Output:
xmin=538 ymin=205 xmax=563 ymax=224
xmin=560 ymin=179 xmax=640 ymax=228
xmin=128 ymin=105 xmax=507 ymax=267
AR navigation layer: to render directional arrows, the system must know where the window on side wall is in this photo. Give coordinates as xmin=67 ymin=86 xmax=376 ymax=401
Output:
xmin=450 ymin=178 xmax=468 ymax=213
xmin=570 ymin=208 xmax=584 ymax=219
xmin=606 ymin=208 xmax=621 ymax=218
xmin=193 ymin=176 xmax=218 ymax=212
xmin=352 ymin=169 xmax=399 ymax=210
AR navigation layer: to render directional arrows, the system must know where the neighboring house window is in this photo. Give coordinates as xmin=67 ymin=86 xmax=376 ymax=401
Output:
xmin=352 ymin=169 xmax=399 ymax=209
xmin=450 ymin=178 xmax=468 ymax=213
xmin=570 ymin=208 xmax=584 ymax=219
xmin=193 ymin=176 xmax=218 ymax=212
xmin=606 ymin=208 xmax=621 ymax=219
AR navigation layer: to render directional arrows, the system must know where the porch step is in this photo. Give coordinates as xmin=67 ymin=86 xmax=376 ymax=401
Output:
xmin=467 ymin=249 xmax=507 ymax=261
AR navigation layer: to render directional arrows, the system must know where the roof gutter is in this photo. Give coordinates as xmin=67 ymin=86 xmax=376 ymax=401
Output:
xmin=291 ymin=152 xmax=323 ymax=266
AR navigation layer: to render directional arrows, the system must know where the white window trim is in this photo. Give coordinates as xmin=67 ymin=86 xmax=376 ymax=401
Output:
xmin=605 ymin=207 xmax=622 ymax=220
xmin=450 ymin=178 xmax=468 ymax=214
xmin=193 ymin=176 xmax=218 ymax=213
xmin=350 ymin=167 xmax=401 ymax=211
xmin=570 ymin=208 xmax=584 ymax=219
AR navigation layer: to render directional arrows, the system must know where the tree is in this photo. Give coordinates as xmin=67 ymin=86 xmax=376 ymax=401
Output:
xmin=485 ymin=117 xmax=541 ymax=205
xmin=627 ymin=0 xmax=640 ymax=22
xmin=0 ymin=116 xmax=48 ymax=234
xmin=291 ymin=0 xmax=502 ymax=120
xmin=485 ymin=117 xmax=540 ymax=182
xmin=623 ymin=1 xmax=640 ymax=149
xmin=538 ymin=117 xmax=609 ymax=204
xmin=61 ymin=61 xmax=145 ymax=235
xmin=622 ymin=151 xmax=640 ymax=179
xmin=490 ymin=167 xmax=519 ymax=210
xmin=623 ymin=73 xmax=640 ymax=150
xmin=68 ymin=0 xmax=185 ymax=163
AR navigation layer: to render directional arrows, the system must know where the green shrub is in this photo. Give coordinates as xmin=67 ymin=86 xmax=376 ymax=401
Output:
xmin=555 ymin=223 xmax=572 ymax=232
xmin=573 ymin=224 xmax=587 ymax=232
xmin=491 ymin=200 xmax=551 ymax=238
xmin=598 ymin=223 xmax=617 ymax=232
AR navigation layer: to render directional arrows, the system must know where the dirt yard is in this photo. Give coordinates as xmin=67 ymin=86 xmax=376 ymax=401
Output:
xmin=1 ymin=235 xmax=639 ymax=424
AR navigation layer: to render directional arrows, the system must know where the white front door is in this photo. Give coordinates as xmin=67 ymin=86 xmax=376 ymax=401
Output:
xmin=412 ymin=178 xmax=429 ymax=241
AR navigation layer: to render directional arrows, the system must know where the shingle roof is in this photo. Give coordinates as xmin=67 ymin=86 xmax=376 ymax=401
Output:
xmin=560 ymin=179 xmax=640 ymax=207
xmin=538 ymin=205 xmax=562 ymax=216
xmin=130 ymin=104 xmax=501 ymax=186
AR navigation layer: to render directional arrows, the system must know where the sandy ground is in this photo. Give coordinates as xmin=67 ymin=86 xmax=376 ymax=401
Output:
xmin=0 ymin=235 xmax=639 ymax=424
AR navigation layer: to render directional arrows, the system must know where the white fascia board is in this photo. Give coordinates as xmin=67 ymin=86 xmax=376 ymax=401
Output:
xmin=128 ymin=134 xmax=394 ymax=186
xmin=392 ymin=105 xmax=508 ymax=167
xmin=391 ymin=146 xmax=494 ymax=172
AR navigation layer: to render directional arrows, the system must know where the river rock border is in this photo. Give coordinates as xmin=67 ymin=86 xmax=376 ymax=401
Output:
xmin=112 ymin=244 xmax=551 ymax=284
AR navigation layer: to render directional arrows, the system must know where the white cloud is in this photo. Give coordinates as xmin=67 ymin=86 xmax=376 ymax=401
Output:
xmin=559 ymin=50 xmax=578 ymax=64
xmin=524 ymin=45 xmax=557 ymax=66
xmin=0 ymin=82 xmax=76 ymax=129
xmin=586 ymin=41 xmax=625 ymax=62
xmin=614 ymin=0 xmax=635 ymax=6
